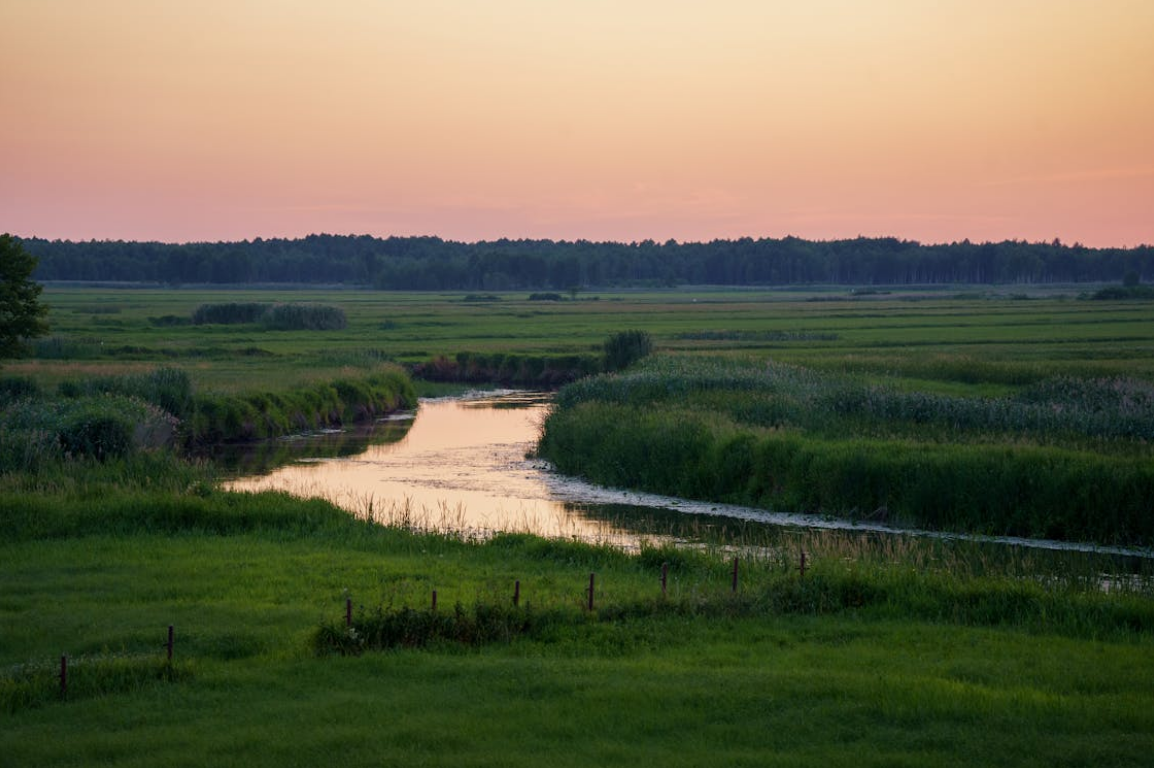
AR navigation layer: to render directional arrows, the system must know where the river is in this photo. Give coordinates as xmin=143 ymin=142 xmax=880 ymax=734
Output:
xmin=220 ymin=391 xmax=1153 ymax=578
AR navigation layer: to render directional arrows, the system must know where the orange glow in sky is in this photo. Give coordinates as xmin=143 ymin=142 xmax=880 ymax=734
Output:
xmin=2 ymin=0 xmax=1152 ymax=246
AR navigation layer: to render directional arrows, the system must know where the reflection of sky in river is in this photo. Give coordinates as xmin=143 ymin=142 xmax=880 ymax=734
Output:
xmin=225 ymin=392 xmax=643 ymax=544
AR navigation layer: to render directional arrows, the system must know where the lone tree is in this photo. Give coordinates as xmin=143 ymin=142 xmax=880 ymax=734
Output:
xmin=0 ymin=234 xmax=49 ymax=358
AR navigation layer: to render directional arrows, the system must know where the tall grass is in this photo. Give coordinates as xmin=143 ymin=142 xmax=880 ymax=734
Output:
xmin=185 ymin=363 xmax=415 ymax=445
xmin=191 ymin=302 xmax=268 ymax=325
xmin=191 ymin=302 xmax=347 ymax=330
xmin=557 ymin=356 xmax=1154 ymax=447
xmin=1 ymin=654 xmax=186 ymax=715
xmin=56 ymin=365 xmax=194 ymax=418
xmin=260 ymin=303 xmax=347 ymax=331
xmin=539 ymin=356 xmax=1154 ymax=547
xmin=0 ymin=363 xmax=416 ymax=474
xmin=314 ymin=528 xmax=1154 ymax=659
xmin=411 ymin=351 xmax=602 ymax=387
xmin=0 ymin=395 xmax=179 ymax=468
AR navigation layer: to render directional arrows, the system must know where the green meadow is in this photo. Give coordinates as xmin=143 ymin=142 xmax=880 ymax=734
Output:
xmin=3 ymin=285 xmax=1153 ymax=766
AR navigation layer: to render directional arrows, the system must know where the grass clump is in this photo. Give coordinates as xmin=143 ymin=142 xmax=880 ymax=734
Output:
xmin=191 ymin=302 xmax=268 ymax=325
xmin=411 ymin=351 xmax=602 ymax=387
xmin=0 ymin=395 xmax=179 ymax=469
xmin=259 ymin=302 xmax=347 ymax=330
xmin=191 ymin=301 xmax=347 ymax=330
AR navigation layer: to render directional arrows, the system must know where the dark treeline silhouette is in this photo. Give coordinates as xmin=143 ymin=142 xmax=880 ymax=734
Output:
xmin=20 ymin=234 xmax=1154 ymax=288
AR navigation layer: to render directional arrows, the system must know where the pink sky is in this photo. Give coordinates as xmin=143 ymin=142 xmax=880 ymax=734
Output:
xmin=2 ymin=1 xmax=1152 ymax=246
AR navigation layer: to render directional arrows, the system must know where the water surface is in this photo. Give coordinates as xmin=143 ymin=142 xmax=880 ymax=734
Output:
xmin=224 ymin=392 xmax=645 ymax=545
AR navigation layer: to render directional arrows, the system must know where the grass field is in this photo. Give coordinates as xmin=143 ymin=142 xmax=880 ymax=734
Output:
xmin=3 ymin=285 xmax=1153 ymax=766
xmin=15 ymin=284 xmax=1154 ymax=390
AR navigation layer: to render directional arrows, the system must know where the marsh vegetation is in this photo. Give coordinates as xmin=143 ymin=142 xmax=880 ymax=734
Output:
xmin=2 ymin=286 xmax=1153 ymax=766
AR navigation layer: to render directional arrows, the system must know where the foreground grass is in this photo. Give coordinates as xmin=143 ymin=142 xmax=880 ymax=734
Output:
xmin=2 ymin=485 xmax=1152 ymax=767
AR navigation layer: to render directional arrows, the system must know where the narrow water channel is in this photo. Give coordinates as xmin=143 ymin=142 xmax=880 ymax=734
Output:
xmin=220 ymin=391 xmax=1153 ymax=579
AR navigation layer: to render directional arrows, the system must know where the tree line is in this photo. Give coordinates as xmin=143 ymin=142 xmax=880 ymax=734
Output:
xmin=19 ymin=234 xmax=1154 ymax=288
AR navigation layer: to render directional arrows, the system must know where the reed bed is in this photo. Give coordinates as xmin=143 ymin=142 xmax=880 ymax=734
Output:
xmin=540 ymin=356 xmax=1154 ymax=547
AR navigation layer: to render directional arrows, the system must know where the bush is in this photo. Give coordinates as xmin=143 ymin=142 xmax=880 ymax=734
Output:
xmin=58 ymin=407 xmax=134 ymax=460
xmin=603 ymin=330 xmax=654 ymax=372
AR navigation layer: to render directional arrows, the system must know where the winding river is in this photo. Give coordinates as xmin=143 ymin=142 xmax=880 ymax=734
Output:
xmin=220 ymin=391 xmax=1153 ymax=568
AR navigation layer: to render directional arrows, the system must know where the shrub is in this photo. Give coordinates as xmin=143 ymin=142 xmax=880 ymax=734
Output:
xmin=58 ymin=406 xmax=134 ymax=460
xmin=603 ymin=330 xmax=654 ymax=372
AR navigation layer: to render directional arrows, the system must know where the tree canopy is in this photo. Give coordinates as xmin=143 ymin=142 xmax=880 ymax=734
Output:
xmin=0 ymin=233 xmax=50 ymax=357
xmin=18 ymin=233 xmax=1154 ymax=289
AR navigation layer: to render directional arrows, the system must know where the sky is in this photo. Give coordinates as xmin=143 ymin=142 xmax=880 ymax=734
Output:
xmin=2 ymin=0 xmax=1152 ymax=246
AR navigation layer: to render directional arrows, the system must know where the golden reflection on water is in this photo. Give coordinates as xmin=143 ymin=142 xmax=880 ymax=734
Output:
xmin=223 ymin=393 xmax=644 ymax=545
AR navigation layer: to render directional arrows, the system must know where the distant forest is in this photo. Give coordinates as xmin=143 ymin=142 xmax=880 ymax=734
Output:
xmin=20 ymin=234 xmax=1154 ymax=289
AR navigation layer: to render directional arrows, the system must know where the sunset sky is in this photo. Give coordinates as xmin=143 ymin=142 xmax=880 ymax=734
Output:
xmin=2 ymin=1 xmax=1152 ymax=246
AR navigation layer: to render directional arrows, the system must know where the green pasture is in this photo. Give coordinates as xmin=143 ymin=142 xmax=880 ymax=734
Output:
xmin=15 ymin=285 xmax=1154 ymax=392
